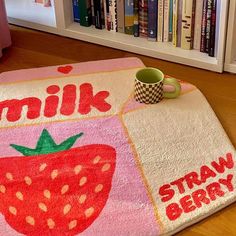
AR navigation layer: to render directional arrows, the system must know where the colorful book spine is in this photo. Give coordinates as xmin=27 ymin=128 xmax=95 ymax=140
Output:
xmin=80 ymin=0 xmax=92 ymax=27
xmin=200 ymin=0 xmax=208 ymax=52
xmin=134 ymin=0 xmax=139 ymax=37
xmin=209 ymin=0 xmax=217 ymax=57
xmin=181 ymin=0 xmax=196 ymax=50
xmin=139 ymin=0 xmax=148 ymax=38
xmin=172 ymin=0 xmax=178 ymax=46
xmin=177 ymin=0 xmax=182 ymax=47
xmin=169 ymin=0 xmax=173 ymax=42
xmin=94 ymin=0 xmax=104 ymax=29
xmin=109 ymin=0 xmax=118 ymax=32
xmin=157 ymin=0 xmax=164 ymax=42
xmin=72 ymin=0 xmax=80 ymax=23
xmin=148 ymin=0 xmax=158 ymax=41
xmin=205 ymin=0 xmax=212 ymax=53
xmin=125 ymin=0 xmax=134 ymax=35
xmin=214 ymin=0 xmax=220 ymax=57
xmin=163 ymin=0 xmax=170 ymax=42
xmin=91 ymin=0 xmax=95 ymax=25
xmin=193 ymin=0 xmax=203 ymax=50
xmin=104 ymin=0 xmax=111 ymax=30
xmin=117 ymin=0 xmax=125 ymax=33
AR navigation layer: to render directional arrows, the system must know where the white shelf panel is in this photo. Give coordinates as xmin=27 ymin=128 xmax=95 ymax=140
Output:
xmin=62 ymin=23 xmax=220 ymax=72
xmin=5 ymin=0 xmax=56 ymax=27
xmin=225 ymin=61 xmax=236 ymax=74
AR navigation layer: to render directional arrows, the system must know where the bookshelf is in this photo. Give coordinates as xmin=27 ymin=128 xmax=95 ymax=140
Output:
xmin=5 ymin=0 xmax=230 ymax=73
xmin=225 ymin=0 xmax=236 ymax=73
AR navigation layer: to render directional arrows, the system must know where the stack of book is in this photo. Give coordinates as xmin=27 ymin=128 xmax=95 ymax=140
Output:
xmin=72 ymin=0 xmax=218 ymax=57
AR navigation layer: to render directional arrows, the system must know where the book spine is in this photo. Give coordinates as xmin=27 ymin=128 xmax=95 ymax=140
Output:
xmin=139 ymin=0 xmax=148 ymax=38
xmin=177 ymin=0 xmax=182 ymax=47
xmin=104 ymin=0 xmax=111 ymax=30
xmin=72 ymin=0 xmax=80 ymax=23
xmin=163 ymin=0 xmax=170 ymax=42
xmin=117 ymin=0 xmax=125 ymax=33
xmin=148 ymin=0 xmax=158 ymax=41
xmin=200 ymin=0 xmax=208 ymax=52
xmin=109 ymin=0 xmax=118 ymax=32
xmin=94 ymin=0 xmax=104 ymax=29
xmin=157 ymin=0 xmax=164 ymax=42
xmin=134 ymin=0 xmax=139 ymax=36
xmin=125 ymin=0 xmax=134 ymax=34
xmin=181 ymin=0 xmax=195 ymax=50
xmin=91 ymin=0 xmax=95 ymax=25
xmin=172 ymin=0 xmax=178 ymax=46
xmin=214 ymin=0 xmax=220 ymax=57
xmin=193 ymin=0 xmax=203 ymax=49
xmin=169 ymin=0 xmax=173 ymax=42
xmin=80 ymin=0 xmax=92 ymax=27
xmin=205 ymin=0 xmax=212 ymax=53
xmin=209 ymin=0 xmax=216 ymax=57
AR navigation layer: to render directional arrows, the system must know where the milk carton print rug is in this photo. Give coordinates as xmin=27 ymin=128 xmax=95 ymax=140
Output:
xmin=0 ymin=57 xmax=235 ymax=236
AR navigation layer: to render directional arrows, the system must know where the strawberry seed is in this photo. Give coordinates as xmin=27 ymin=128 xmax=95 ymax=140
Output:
xmin=74 ymin=165 xmax=82 ymax=175
xmin=79 ymin=177 xmax=87 ymax=186
xmin=9 ymin=206 xmax=17 ymax=216
xmin=24 ymin=176 xmax=32 ymax=186
xmin=16 ymin=191 xmax=24 ymax=201
xmin=93 ymin=156 xmax=101 ymax=164
xmin=44 ymin=190 xmax=51 ymax=199
xmin=68 ymin=220 xmax=77 ymax=230
xmin=0 ymin=185 xmax=6 ymax=193
xmin=95 ymin=184 xmax=103 ymax=193
xmin=39 ymin=163 xmax=47 ymax=172
xmin=78 ymin=194 xmax=87 ymax=204
xmin=6 ymin=173 xmax=13 ymax=181
xmin=26 ymin=216 xmax=35 ymax=226
xmin=102 ymin=163 xmax=111 ymax=172
xmin=63 ymin=204 xmax=72 ymax=215
xmin=38 ymin=203 xmax=47 ymax=212
xmin=47 ymin=218 xmax=55 ymax=229
xmin=61 ymin=185 xmax=69 ymax=195
xmin=85 ymin=207 xmax=94 ymax=218
xmin=51 ymin=170 xmax=58 ymax=180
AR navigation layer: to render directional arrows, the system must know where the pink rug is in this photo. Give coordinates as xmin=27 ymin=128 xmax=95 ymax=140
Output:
xmin=0 ymin=57 xmax=235 ymax=235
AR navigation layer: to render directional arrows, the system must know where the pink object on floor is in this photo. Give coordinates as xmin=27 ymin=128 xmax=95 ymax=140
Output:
xmin=0 ymin=0 xmax=11 ymax=58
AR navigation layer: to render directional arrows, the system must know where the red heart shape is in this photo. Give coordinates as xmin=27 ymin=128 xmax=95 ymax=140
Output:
xmin=57 ymin=65 xmax=73 ymax=74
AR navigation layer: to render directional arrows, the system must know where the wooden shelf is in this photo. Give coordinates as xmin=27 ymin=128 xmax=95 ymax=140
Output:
xmin=5 ymin=0 xmax=230 ymax=73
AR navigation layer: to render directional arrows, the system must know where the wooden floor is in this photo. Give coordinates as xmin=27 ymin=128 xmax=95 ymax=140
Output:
xmin=0 ymin=25 xmax=236 ymax=235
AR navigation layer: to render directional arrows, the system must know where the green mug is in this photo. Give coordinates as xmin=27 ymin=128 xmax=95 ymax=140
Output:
xmin=134 ymin=67 xmax=181 ymax=104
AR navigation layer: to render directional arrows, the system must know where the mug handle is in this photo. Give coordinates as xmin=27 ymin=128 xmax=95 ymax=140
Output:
xmin=163 ymin=77 xmax=181 ymax=99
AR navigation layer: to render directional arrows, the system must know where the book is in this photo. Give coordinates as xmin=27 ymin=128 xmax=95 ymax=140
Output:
xmin=91 ymin=0 xmax=95 ymax=25
xmin=205 ymin=0 xmax=213 ymax=53
xmin=200 ymin=0 xmax=208 ymax=52
xmin=125 ymin=0 xmax=134 ymax=34
xmin=214 ymin=0 xmax=220 ymax=57
xmin=109 ymin=0 xmax=118 ymax=32
xmin=72 ymin=0 xmax=80 ymax=23
xmin=148 ymin=0 xmax=158 ymax=41
xmin=93 ymin=0 xmax=104 ymax=29
xmin=80 ymin=0 xmax=92 ymax=27
xmin=163 ymin=0 xmax=170 ymax=42
xmin=172 ymin=0 xmax=178 ymax=46
xmin=139 ymin=0 xmax=148 ymax=38
xmin=157 ymin=0 xmax=164 ymax=42
xmin=181 ymin=0 xmax=196 ymax=50
xmin=169 ymin=0 xmax=174 ymax=42
xmin=193 ymin=0 xmax=203 ymax=50
xmin=134 ymin=0 xmax=139 ymax=37
xmin=177 ymin=0 xmax=182 ymax=47
xmin=209 ymin=0 xmax=217 ymax=57
xmin=104 ymin=0 xmax=111 ymax=30
xmin=117 ymin=0 xmax=125 ymax=33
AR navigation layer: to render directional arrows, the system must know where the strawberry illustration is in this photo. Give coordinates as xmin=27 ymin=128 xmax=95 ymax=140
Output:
xmin=0 ymin=129 xmax=116 ymax=235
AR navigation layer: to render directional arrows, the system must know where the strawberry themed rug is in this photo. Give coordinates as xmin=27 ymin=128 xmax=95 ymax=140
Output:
xmin=0 ymin=57 xmax=235 ymax=236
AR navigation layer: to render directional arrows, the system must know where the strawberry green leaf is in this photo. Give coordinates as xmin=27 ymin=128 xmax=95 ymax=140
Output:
xmin=10 ymin=129 xmax=83 ymax=156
